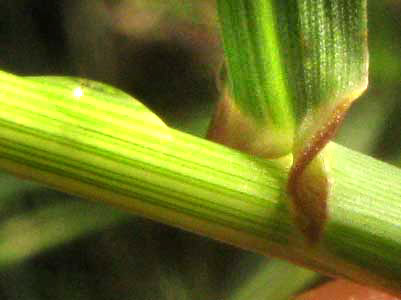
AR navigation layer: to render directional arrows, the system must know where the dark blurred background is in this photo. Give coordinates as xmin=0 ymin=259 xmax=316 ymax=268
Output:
xmin=0 ymin=1 xmax=400 ymax=299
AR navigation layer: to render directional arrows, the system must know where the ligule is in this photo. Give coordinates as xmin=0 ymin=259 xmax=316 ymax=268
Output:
xmin=216 ymin=0 xmax=368 ymax=243
xmin=289 ymin=0 xmax=368 ymax=242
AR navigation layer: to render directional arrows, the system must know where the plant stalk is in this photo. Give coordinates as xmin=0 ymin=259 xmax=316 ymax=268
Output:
xmin=0 ymin=71 xmax=401 ymax=294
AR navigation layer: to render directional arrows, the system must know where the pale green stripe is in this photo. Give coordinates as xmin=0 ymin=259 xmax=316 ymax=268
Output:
xmin=216 ymin=0 xmax=294 ymax=130
xmin=0 ymin=71 xmax=401 ymax=292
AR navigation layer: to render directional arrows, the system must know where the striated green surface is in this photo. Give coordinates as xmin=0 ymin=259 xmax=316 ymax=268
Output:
xmin=216 ymin=0 xmax=368 ymax=154
xmin=0 ymin=71 xmax=400 ymax=293
xmin=290 ymin=0 xmax=369 ymax=153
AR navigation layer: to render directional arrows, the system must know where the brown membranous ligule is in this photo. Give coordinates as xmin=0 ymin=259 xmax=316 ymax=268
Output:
xmin=289 ymin=160 xmax=329 ymax=243
xmin=288 ymin=101 xmax=351 ymax=244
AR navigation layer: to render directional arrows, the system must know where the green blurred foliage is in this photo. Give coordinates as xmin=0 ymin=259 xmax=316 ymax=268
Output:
xmin=336 ymin=0 xmax=401 ymax=162
xmin=0 ymin=1 xmax=399 ymax=299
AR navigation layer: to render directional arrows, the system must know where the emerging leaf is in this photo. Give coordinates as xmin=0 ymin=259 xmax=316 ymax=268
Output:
xmin=216 ymin=0 xmax=296 ymax=157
